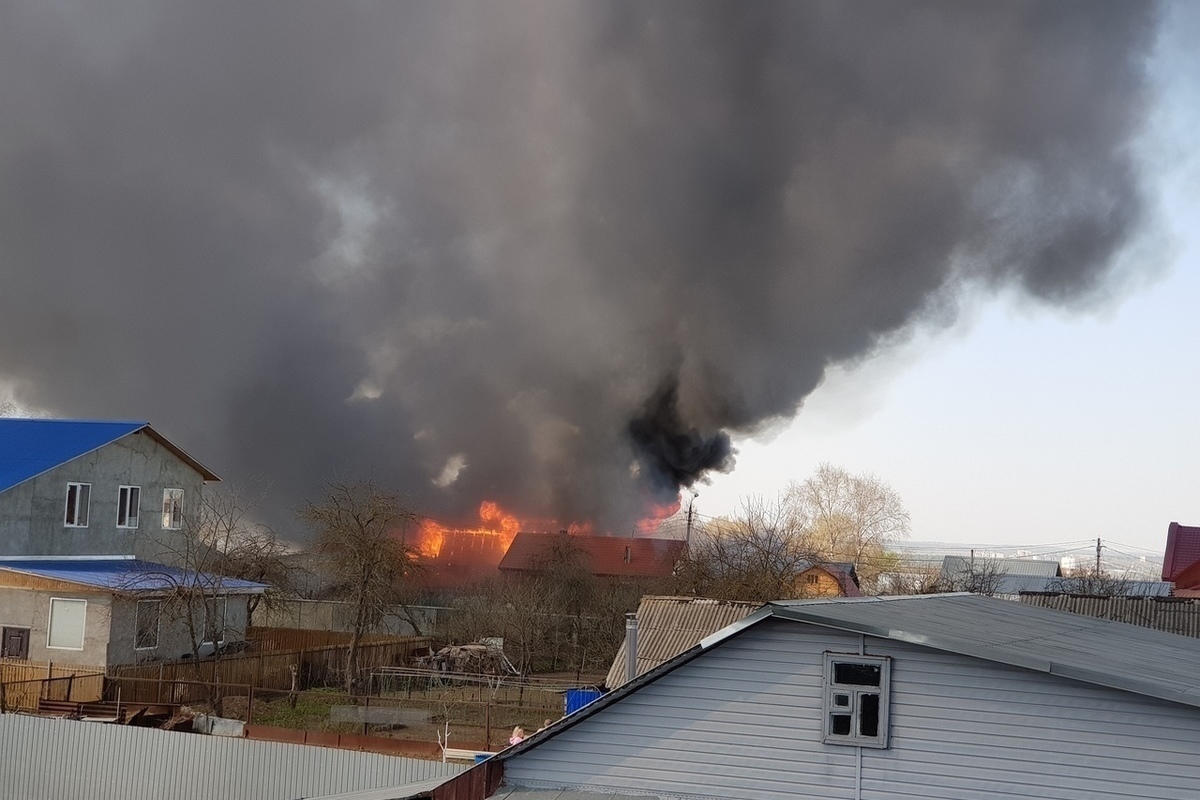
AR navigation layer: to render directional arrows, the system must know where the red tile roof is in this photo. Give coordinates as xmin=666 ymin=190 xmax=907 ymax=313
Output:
xmin=1163 ymin=522 xmax=1200 ymax=581
xmin=498 ymin=532 xmax=686 ymax=579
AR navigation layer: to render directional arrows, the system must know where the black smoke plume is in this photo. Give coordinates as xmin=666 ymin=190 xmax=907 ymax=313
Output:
xmin=0 ymin=1 xmax=1162 ymax=532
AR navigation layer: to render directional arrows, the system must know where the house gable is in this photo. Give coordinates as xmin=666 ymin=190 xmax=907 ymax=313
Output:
xmin=0 ymin=423 xmax=218 ymax=561
xmin=502 ymin=616 xmax=1200 ymax=800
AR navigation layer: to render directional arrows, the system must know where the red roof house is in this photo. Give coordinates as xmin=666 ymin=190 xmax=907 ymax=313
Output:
xmin=498 ymin=532 xmax=685 ymax=579
xmin=1163 ymin=522 xmax=1200 ymax=582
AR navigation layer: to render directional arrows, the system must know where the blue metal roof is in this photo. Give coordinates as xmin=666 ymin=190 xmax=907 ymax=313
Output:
xmin=0 ymin=557 xmax=268 ymax=594
xmin=0 ymin=418 xmax=219 ymax=492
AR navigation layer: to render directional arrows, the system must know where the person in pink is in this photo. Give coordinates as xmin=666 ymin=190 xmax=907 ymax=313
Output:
xmin=509 ymin=726 xmax=526 ymax=745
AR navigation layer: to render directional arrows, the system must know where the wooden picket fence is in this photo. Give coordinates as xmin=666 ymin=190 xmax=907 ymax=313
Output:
xmin=245 ymin=626 xmax=400 ymax=653
xmin=0 ymin=658 xmax=105 ymax=711
xmin=108 ymin=636 xmax=431 ymax=703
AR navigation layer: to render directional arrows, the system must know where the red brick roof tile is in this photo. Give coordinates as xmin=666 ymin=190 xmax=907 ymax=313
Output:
xmin=498 ymin=532 xmax=685 ymax=579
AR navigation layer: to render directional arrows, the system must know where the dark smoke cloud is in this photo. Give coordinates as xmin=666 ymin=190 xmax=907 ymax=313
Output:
xmin=0 ymin=1 xmax=1161 ymax=533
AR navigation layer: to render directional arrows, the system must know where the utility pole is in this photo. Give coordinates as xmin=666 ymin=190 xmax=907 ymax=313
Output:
xmin=1096 ymin=537 xmax=1102 ymax=574
xmin=685 ymin=491 xmax=698 ymax=545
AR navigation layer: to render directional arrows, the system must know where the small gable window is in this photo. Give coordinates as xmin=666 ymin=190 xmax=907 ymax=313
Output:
xmin=822 ymin=652 xmax=891 ymax=748
xmin=117 ymin=485 xmax=140 ymax=529
xmin=64 ymin=483 xmax=90 ymax=527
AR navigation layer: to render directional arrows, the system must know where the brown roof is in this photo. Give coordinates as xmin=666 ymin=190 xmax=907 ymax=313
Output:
xmin=498 ymin=532 xmax=686 ymax=579
xmin=604 ymin=595 xmax=762 ymax=690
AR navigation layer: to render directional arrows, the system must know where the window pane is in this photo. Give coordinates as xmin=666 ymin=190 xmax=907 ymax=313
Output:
xmin=77 ymin=484 xmax=89 ymax=525
xmin=860 ymin=693 xmax=880 ymax=737
xmin=118 ymin=487 xmax=129 ymax=526
xmin=830 ymin=713 xmax=851 ymax=736
xmin=834 ymin=693 xmax=850 ymax=707
xmin=128 ymin=487 xmax=140 ymax=526
xmin=65 ymin=484 xmax=78 ymax=524
xmin=136 ymin=601 xmax=160 ymax=649
xmin=48 ymin=599 xmax=87 ymax=649
xmin=833 ymin=662 xmax=881 ymax=686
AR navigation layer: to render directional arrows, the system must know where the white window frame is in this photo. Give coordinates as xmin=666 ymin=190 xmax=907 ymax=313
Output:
xmin=204 ymin=597 xmax=227 ymax=645
xmin=135 ymin=599 xmax=161 ymax=650
xmin=47 ymin=598 xmax=88 ymax=650
xmin=64 ymin=482 xmax=91 ymax=528
xmin=822 ymin=652 xmax=891 ymax=748
xmin=117 ymin=485 xmax=141 ymax=529
xmin=162 ymin=488 xmax=184 ymax=530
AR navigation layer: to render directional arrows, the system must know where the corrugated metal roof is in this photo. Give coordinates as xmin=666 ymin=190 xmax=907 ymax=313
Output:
xmin=604 ymin=595 xmax=761 ymax=690
xmin=0 ymin=714 xmax=463 ymax=800
xmin=498 ymin=533 xmax=685 ymax=579
xmin=0 ymin=418 xmax=220 ymax=492
xmin=1019 ymin=593 xmax=1200 ymax=638
xmin=302 ymin=776 xmax=455 ymax=800
xmin=941 ymin=555 xmax=1061 ymax=579
xmin=769 ymin=594 xmax=1200 ymax=707
xmin=0 ymin=557 xmax=269 ymax=594
xmin=491 ymin=790 xmax=662 ymax=800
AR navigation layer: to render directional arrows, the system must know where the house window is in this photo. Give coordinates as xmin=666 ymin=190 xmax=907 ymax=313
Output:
xmin=47 ymin=598 xmax=87 ymax=650
xmin=117 ymin=485 xmax=141 ymax=529
xmin=2 ymin=626 xmax=31 ymax=659
xmin=162 ymin=488 xmax=184 ymax=530
xmin=135 ymin=600 xmax=161 ymax=650
xmin=822 ymin=652 xmax=891 ymax=748
xmin=204 ymin=598 xmax=226 ymax=644
xmin=64 ymin=483 xmax=91 ymax=527
xmin=806 ymin=573 xmax=820 ymax=585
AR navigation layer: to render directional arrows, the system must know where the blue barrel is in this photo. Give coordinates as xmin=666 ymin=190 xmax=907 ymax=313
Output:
xmin=474 ymin=753 xmax=491 ymax=764
xmin=564 ymin=688 xmax=604 ymax=715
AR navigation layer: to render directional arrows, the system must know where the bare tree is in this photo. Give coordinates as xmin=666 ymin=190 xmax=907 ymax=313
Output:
xmin=785 ymin=463 xmax=911 ymax=591
xmin=675 ymin=496 xmax=819 ymax=603
xmin=1049 ymin=566 xmax=1131 ymax=597
xmin=936 ymin=558 xmax=1009 ymax=596
xmin=298 ymin=479 xmax=421 ymax=693
xmin=129 ymin=483 xmax=286 ymax=710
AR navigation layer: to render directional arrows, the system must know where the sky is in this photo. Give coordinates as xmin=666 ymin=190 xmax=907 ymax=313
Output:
xmin=703 ymin=2 xmax=1200 ymax=553
xmin=0 ymin=2 xmax=1194 ymax=553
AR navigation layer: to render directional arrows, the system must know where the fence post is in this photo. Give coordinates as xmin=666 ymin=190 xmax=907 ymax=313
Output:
xmin=247 ymin=683 xmax=254 ymax=725
xmin=157 ymin=663 xmax=164 ymax=704
xmin=485 ymin=700 xmax=491 ymax=751
xmin=362 ymin=694 xmax=369 ymax=737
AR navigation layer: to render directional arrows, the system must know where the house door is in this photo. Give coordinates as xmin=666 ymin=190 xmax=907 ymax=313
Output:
xmin=2 ymin=627 xmax=30 ymax=659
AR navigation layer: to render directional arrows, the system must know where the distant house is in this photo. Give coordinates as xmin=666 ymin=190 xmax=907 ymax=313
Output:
xmin=795 ymin=561 xmax=860 ymax=598
xmin=0 ymin=419 xmax=267 ymax=664
xmin=939 ymin=555 xmax=1062 ymax=597
xmin=1164 ymin=521 xmax=1200 ymax=596
xmin=605 ymin=595 xmax=761 ymax=690
xmin=498 ymin=532 xmax=685 ymax=580
xmin=462 ymin=595 xmax=1200 ymax=800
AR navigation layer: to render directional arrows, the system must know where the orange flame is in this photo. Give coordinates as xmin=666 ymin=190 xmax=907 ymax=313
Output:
xmin=634 ymin=498 xmax=682 ymax=534
xmin=415 ymin=500 xmax=524 ymax=559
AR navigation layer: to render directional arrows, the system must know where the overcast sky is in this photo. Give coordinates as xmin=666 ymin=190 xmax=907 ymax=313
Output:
xmin=1 ymin=2 xmax=1194 ymax=552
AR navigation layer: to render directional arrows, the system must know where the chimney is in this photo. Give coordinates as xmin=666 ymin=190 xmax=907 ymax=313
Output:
xmin=624 ymin=545 xmax=631 ymax=564
xmin=625 ymin=612 xmax=638 ymax=684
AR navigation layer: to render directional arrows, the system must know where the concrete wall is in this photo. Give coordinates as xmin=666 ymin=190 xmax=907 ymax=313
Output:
xmin=0 ymin=586 xmax=111 ymax=666
xmin=108 ymin=594 xmax=251 ymax=665
xmin=504 ymin=618 xmax=1200 ymax=800
xmin=0 ymin=430 xmax=206 ymax=562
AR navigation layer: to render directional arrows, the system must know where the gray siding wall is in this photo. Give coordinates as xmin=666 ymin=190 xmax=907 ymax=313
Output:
xmin=0 ymin=586 xmax=111 ymax=665
xmin=0 ymin=713 xmax=464 ymax=800
xmin=0 ymin=430 xmax=205 ymax=562
xmin=503 ymin=619 xmax=1200 ymax=800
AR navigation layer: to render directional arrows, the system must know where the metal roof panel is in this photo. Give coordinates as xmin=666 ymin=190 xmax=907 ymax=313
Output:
xmin=0 ymin=557 xmax=269 ymax=594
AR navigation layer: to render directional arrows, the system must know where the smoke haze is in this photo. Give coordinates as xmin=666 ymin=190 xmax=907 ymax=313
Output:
xmin=0 ymin=1 xmax=1162 ymax=532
